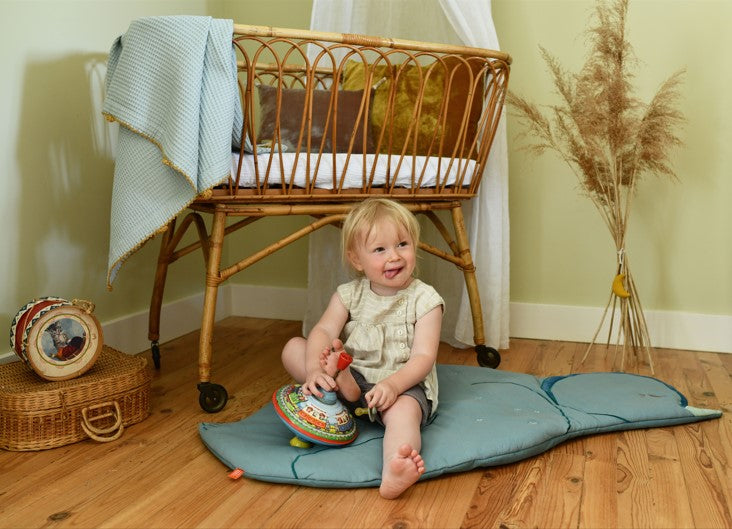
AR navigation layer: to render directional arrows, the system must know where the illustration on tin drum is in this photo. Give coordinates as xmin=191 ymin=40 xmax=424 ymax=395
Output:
xmin=42 ymin=319 xmax=87 ymax=361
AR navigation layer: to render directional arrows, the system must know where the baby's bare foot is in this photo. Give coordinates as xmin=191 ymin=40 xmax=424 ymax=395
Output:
xmin=319 ymin=347 xmax=341 ymax=378
xmin=379 ymin=444 xmax=425 ymax=499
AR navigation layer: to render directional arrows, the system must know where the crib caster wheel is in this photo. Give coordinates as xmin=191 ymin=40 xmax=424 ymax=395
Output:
xmin=198 ymin=382 xmax=228 ymax=413
xmin=476 ymin=345 xmax=500 ymax=368
xmin=151 ymin=341 xmax=161 ymax=369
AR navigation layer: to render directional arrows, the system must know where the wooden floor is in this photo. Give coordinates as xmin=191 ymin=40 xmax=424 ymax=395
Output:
xmin=1 ymin=316 xmax=730 ymax=529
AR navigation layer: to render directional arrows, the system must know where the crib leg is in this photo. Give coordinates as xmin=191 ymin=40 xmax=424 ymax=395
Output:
xmin=148 ymin=218 xmax=176 ymax=369
xmin=197 ymin=207 xmax=228 ymax=413
xmin=450 ymin=204 xmax=501 ymax=369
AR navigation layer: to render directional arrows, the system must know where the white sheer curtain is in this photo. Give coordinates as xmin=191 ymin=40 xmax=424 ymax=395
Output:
xmin=303 ymin=0 xmax=510 ymax=350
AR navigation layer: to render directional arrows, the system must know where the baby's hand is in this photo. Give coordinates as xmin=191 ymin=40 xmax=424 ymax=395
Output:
xmin=302 ymin=368 xmax=335 ymax=397
xmin=365 ymin=380 xmax=398 ymax=411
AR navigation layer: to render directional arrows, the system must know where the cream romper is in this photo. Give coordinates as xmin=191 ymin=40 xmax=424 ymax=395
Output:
xmin=337 ymin=278 xmax=444 ymax=422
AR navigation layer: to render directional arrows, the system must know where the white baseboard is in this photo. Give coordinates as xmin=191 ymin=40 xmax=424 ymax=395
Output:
xmin=102 ymin=284 xmax=307 ymax=354
xmin=2 ymin=288 xmax=728 ymax=364
xmin=510 ymin=302 xmax=732 ymax=354
xmin=228 ymin=283 xmax=308 ymax=322
xmin=101 ymin=289 xmax=232 ymax=354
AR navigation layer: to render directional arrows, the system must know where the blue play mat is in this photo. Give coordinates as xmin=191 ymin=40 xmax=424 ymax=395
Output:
xmin=199 ymin=364 xmax=721 ymax=488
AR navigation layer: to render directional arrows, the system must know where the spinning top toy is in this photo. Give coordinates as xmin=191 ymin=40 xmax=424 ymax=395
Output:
xmin=273 ymin=351 xmax=358 ymax=448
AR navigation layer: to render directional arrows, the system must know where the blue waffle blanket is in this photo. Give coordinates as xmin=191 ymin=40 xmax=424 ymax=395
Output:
xmin=103 ymin=16 xmax=241 ymax=287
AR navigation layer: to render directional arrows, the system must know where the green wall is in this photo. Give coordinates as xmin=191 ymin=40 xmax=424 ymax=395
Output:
xmin=494 ymin=0 xmax=732 ymax=315
xmin=0 ymin=0 xmax=314 ymax=333
xmin=1 ymin=0 xmax=729 ymax=353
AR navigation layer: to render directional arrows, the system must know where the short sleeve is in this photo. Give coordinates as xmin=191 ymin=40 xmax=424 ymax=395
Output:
xmin=336 ymin=282 xmax=352 ymax=309
xmin=414 ymin=282 xmax=444 ymax=320
xmin=336 ymin=279 xmax=364 ymax=311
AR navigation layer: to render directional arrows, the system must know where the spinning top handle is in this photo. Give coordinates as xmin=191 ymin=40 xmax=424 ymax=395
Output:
xmin=335 ymin=351 xmax=352 ymax=373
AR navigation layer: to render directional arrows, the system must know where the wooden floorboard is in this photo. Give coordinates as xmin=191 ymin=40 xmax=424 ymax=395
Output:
xmin=0 ymin=316 xmax=728 ymax=529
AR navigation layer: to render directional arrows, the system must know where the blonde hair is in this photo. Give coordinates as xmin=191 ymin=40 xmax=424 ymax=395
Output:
xmin=341 ymin=198 xmax=420 ymax=273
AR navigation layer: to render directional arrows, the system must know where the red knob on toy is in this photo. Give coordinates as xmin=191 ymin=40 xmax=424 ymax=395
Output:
xmin=337 ymin=351 xmax=353 ymax=372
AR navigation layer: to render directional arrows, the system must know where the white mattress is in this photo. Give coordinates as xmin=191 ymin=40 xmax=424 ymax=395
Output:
xmin=231 ymin=152 xmax=476 ymax=189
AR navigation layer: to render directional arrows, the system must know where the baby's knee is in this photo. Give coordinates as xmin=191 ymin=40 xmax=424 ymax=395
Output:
xmin=399 ymin=395 xmax=422 ymax=413
xmin=282 ymin=336 xmax=305 ymax=356
xmin=281 ymin=337 xmax=307 ymax=373
xmin=383 ymin=395 xmax=422 ymax=422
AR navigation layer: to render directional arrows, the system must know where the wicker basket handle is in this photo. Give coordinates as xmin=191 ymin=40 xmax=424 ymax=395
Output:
xmin=80 ymin=401 xmax=125 ymax=442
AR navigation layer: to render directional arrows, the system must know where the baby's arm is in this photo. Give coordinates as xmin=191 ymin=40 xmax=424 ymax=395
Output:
xmin=365 ymin=305 xmax=443 ymax=411
xmin=301 ymin=293 xmax=349 ymax=397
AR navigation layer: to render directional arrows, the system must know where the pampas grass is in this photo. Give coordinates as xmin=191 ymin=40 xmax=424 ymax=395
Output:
xmin=507 ymin=0 xmax=685 ymax=372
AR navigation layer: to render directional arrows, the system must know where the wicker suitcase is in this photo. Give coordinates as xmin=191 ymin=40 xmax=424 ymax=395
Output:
xmin=0 ymin=346 xmax=151 ymax=451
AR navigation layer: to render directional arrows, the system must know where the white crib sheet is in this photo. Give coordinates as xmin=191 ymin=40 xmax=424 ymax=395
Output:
xmin=231 ymin=152 xmax=476 ymax=189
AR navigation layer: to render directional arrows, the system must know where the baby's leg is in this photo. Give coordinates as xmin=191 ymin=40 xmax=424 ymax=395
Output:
xmin=281 ymin=336 xmax=308 ymax=383
xmin=379 ymin=395 xmax=425 ymax=499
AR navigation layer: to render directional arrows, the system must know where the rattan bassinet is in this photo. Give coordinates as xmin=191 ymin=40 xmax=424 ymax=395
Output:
xmin=135 ymin=23 xmax=511 ymax=412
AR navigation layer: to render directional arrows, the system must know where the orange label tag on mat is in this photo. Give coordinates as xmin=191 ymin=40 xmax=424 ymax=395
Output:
xmin=228 ymin=468 xmax=244 ymax=479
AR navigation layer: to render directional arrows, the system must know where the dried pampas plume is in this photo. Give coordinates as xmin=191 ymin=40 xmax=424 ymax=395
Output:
xmin=507 ymin=0 xmax=685 ymax=372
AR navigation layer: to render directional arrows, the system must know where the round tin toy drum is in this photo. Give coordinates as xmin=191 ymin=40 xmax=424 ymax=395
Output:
xmin=10 ymin=297 xmax=103 ymax=381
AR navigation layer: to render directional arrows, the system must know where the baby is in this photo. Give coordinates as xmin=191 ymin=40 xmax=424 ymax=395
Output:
xmin=281 ymin=198 xmax=443 ymax=498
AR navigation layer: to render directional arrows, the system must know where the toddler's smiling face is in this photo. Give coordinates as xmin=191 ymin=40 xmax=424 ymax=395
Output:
xmin=347 ymin=219 xmax=416 ymax=296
